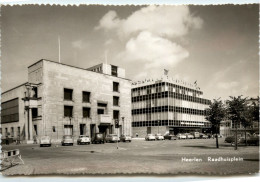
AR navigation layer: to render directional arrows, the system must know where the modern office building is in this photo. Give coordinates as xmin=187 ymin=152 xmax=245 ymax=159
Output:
xmin=131 ymin=76 xmax=211 ymax=137
xmin=1 ymin=59 xmax=132 ymax=143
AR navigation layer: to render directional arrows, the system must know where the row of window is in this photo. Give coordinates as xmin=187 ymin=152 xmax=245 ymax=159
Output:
xmin=132 ymin=120 xmax=211 ymax=128
xmin=64 ymin=106 xmax=120 ymax=120
xmin=132 ymin=82 xmax=203 ymax=97
xmin=132 ymin=98 xmax=209 ymax=110
xmin=1 ymin=98 xmax=19 ymax=124
xmin=132 ymin=106 xmax=206 ymax=115
xmin=64 ymin=82 xmax=120 ymax=101
xmin=132 ymin=112 xmax=207 ymax=122
xmin=132 ymin=92 xmax=210 ymax=105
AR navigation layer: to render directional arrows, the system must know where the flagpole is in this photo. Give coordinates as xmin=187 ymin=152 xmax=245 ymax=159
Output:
xmin=58 ymin=36 xmax=61 ymax=63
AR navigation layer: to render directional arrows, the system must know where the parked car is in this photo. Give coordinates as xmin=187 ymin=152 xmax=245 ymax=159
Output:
xmin=77 ymin=135 xmax=90 ymax=145
xmin=155 ymin=133 xmax=164 ymax=140
xmin=120 ymin=134 xmax=132 ymax=142
xmin=192 ymin=132 xmax=200 ymax=139
xmin=40 ymin=136 xmax=51 ymax=147
xmin=105 ymin=134 xmax=120 ymax=143
xmin=61 ymin=135 xmax=74 ymax=146
xmin=164 ymin=133 xmax=177 ymax=140
xmin=92 ymin=133 xmax=105 ymax=144
xmin=199 ymin=133 xmax=208 ymax=139
xmin=177 ymin=133 xmax=187 ymax=139
xmin=185 ymin=133 xmax=195 ymax=139
xmin=145 ymin=134 xmax=156 ymax=141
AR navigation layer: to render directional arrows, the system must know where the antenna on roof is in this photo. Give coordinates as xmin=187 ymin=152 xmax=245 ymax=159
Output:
xmin=58 ymin=35 xmax=61 ymax=63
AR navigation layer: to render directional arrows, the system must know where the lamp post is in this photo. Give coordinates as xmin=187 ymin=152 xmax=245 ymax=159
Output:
xmin=121 ymin=117 xmax=125 ymax=135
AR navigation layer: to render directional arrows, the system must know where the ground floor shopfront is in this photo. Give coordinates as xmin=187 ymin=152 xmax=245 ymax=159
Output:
xmin=132 ymin=125 xmax=212 ymax=138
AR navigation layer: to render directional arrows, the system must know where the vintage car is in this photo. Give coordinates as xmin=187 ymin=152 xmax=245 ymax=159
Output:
xmin=164 ymin=133 xmax=177 ymax=140
xmin=92 ymin=133 xmax=105 ymax=144
xmin=105 ymin=134 xmax=120 ymax=143
xmin=77 ymin=135 xmax=91 ymax=145
xmin=185 ymin=133 xmax=195 ymax=139
xmin=120 ymin=134 xmax=132 ymax=142
xmin=145 ymin=134 xmax=156 ymax=141
xmin=40 ymin=136 xmax=51 ymax=147
xmin=155 ymin=133 xmax=164 ymax=140
xmin=61 ymin=135 xmax=74 ymax=146
xmin=177 ymin=133 xmax=187 ymax=139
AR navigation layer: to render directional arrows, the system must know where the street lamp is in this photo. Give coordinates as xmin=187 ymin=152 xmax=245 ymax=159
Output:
xmin=121 ymin=117 xmax=125 ymax=135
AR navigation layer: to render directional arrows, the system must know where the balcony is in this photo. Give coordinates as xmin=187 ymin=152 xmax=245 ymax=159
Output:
xmin=98 ymin=114 xmax=112 ymax=124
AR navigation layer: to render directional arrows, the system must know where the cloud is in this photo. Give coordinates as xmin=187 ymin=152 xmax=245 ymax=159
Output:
xmin=118 ymin=31 xmax=189 ymax=69
xmin=95 ymin=10 xmax=121 ymax=31
xmin=96 ymin=5 xmax=203 ymax=38
xmin=96 ymin=5 xmax=203 ymax=80
xmin=217 ymin=81 xmax=239 ymax=89
xmin=72 ymin=40 xmax=85 ymax=49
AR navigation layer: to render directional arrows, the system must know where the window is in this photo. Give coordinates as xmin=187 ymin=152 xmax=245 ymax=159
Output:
xmin=64 ymin=88 xmax=73 ymax=101
xmin=64 ymin=106 xmax=73 ymax=117
xmin=82 ymin=91 xmax=90 ymax=103
xmin=32 ymin=108 xmax=38 ymax=118
xmin=113 ymin=96 xmax=119 ymax=106
xmin=83 ymin=107 xmax=91 ymax=118
xmin=113 ymin=110 xmax=119 ymax=120
xmin=113 ymin=82 xmax=119 ymax=92
xmin=11 ymin=127 xmax=14 ymax=137
xmin=1 ymin=98 xmax=19 ymax=124
xmin=111 ymin=65 xmax=118 ymax=77
xmin=17 ymin=127 xmax=20 ymax=136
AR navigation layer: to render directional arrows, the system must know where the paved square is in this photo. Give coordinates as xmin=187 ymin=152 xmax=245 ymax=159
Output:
xmin=1 ymin=138 xmax=259 ymax=175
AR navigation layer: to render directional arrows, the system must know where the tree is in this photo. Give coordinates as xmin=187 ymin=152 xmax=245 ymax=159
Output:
xmin=240 ymin=106 xmax=253 ymax=146
xmin=205 ymin=99 xmax=226 ymax=148
xmin=226 ymin=96 xmax=247 ymax=150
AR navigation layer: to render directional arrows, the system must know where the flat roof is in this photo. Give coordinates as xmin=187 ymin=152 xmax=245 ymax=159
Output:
xmin=28 ymin=59 xmax=131 ymax=81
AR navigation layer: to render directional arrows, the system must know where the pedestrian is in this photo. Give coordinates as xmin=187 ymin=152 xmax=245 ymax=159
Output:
xmin=136 ymin=133 xmax=138 ymax=138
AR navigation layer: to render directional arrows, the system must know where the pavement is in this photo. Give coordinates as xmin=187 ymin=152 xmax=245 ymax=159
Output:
xmin=1 ymin=138 xmax=259 ymax=175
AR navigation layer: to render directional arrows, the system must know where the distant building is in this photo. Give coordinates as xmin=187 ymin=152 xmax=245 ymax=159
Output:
xmin=1 ymin=59 xmax=132 ymax=143
xmin=131 ymin=76 xmax=211 ymax=137
xmin=219 ymin=97 xmax=259 ymax=137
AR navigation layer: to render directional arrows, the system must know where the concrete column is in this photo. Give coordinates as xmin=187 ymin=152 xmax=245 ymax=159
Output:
xmin=29 ymin=108 xmax=33 ymax=141
xmin=25 ymin=110 xmax=28 ymax=141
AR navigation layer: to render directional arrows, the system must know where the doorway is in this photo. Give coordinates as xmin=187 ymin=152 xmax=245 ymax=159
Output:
xmin=90 ymin=124 xmax=96 ymax=138
xmin=80 ymin=124 xmax=86 ymax=135
xmin=64 ymin=125 xmax=73 ymax=135
xmin=147 ymin=127 xmax=151 ymax=134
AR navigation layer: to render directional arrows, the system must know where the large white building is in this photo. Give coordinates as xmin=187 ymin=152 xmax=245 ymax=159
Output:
xmin=1 ymin=59 xmax=132 ymax=143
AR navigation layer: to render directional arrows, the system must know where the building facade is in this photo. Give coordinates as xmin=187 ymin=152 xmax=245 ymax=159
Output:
xmin=1 ymin=59 xmax=132 ymax=143
xmin=131 ymin=76 xmax=211 ymax=137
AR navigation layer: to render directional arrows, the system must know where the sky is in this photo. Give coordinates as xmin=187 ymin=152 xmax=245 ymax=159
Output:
xmin=1 ymin=4 xmax=259 ymax=100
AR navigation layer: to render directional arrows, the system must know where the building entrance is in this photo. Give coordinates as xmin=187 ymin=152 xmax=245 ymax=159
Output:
xmin=80 ymin=124 xmax=86 ymax=135
xmin=64 ymin=125 xmax=73 ymax=135
xmin=98 ymin=124 xmax=111 ymax=136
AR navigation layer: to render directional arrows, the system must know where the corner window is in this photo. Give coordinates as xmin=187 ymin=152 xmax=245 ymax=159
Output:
xmin=64 ymin=105 xmax=73 ymax=117
xmin=82 ymin=91 xmax=91 ymax=103
xmin=64 ymin=88 xmax=73 ymax=101
xmin=113 ymin=82 xmax=119 ymax=92
xmin=113 ymin=96 xmax=119 ymax=106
